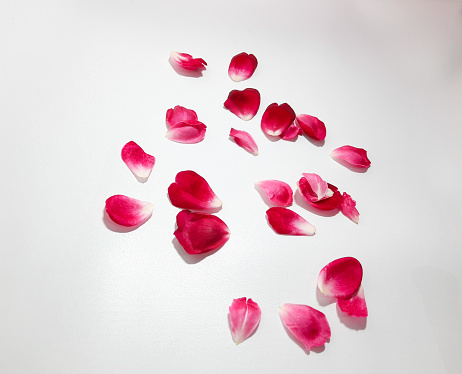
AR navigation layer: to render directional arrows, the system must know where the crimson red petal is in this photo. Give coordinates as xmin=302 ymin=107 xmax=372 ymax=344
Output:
xmin=170 ymin=51 xmax=207 ymax=71
xmin=165 ymin=121 xmax=206 ymax=144
xmin=296 ymin=114 xmax=326 ymax=141
xmin=266 ymin=207 xmax=315 ymax=236
xmin=229 ymin=297 xmax=261 ymax=344
xmin=318 ymin=257 xmax=363 ymax=299
xmin=105 ymin=195 xmax=153 ymax=227
xmin=224 ymin=88 xmax=260 ymax=121
xmin=261 ymin=103 xmax=296 ymax=137
xmin=121 ymin=141 xmax=155 ymax=180
xmin=228 ymin=52 xmax=258 ymax=82
xmin=337 ymin=286 xmax=368 ymax=317
xmin=281 ymin=121 xmax=302 ymax=141
xmin=331 ymin=145 xmax=371 ymax=168
xmin=340 ymin=192 xmax=360 ymax=224
xmin=255 ymin=180 xmax=293 ymax=207
xmin=166 ymin=105 xmax=198 ymax=128
xmin=298 ymin=175 xmax=342 ymax=211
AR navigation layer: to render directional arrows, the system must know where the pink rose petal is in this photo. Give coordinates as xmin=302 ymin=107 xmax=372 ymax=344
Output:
xmin=337 ymin=286 xmax=368 ymax=317
xmin=266 ymin=207 xmax=315 ymax=236
xmin=296 ymin=114 xmax=326 ymax=141
xmin=229 ymin=128 xmax=259 ymax=155
xmin=255 ymin=180 xmax=293 ymax=207
xmin=331 ymin=145 xmax=371 ymax=168
xmin=105 ymin=195 xmax=153 ymax=227
xmin=340 ymin=192 xmax=359 ymax=224
xmin=280 ymin=121 xmax=302 ymax=141
xmin=224 ymin=88 xmax=260 ymax=121
xmin=121 ymin=141 xmax=155 ymax=180
xmin=261 ymin=103 xmax=296 ymax=137
xmin=170 ymin=51 xmax=207 ymax=71
xmin=166 ymin=105 xmax=198 ymax=128
xmin=298 ymin=173 xmax=333 ymax=203
xmin=279 ymin=303 xmax=331 ymax=351
xmin=318 ymin=257 xmax=363 ymax=299
xmin=229 ymin=297 xmax=261 ymax=345
xmin=228 ymin=52 xmax=258 ymax=82
xmin=174 ymin=210 xmax=230 ymax=255
xmin=165 ymin=121 xmax=206 ymax=144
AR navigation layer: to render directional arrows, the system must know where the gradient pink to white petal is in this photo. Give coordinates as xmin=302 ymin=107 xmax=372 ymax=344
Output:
xmin=318 ymin=257 xmax=363 ymax=299
xmin=255 ymin=180 xmax=293 ymax=207
xmin=170 ymin=51 xmax=207 ymax=71
xmin=340 ymin=192 xmax=360 ymax=224
xmin=166 ymin=105 xmax=198 ymax=128
xmin=337 ymin=286 xmax=368 ymax=317
xmin=295 ymin=114 xmax=327 ymax=141
xmin=229 ymin=128 xmax=258 ymax=155
xmin=298 ymin=173 xmax=333 ymax=202
xmin=229 ymin=297 xmax=261 ymax=345
xmin=121 ymin=141 xmax=155 ymax=180
xmin=165 ymin=121 xmax=207 ymax=144
xmin=224 ymin=88 xmax=260 ymax=121
xmin=331 ymin=145 xmax=371 ymax=168
xmin=105 ymin=195 xmax=153 ymax=227
xmin=228 ymin=52 xmax=258 ymax=82
xmin=266 ymin=207 xmax=315 ymax=236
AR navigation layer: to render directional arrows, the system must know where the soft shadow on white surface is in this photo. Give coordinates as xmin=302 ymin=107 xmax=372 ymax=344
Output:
xmin=301 ymin=133 xmax=325 ymax=147
xmin=102 ymin=209 xmax=145 ymax=233
xmin=336 ymin=304 xmax=367 ymax=330
xmin=294 ymin=190 xmax=340 ymax=217
xmin=172 ymin=237 xmax=221 ymax=264
xmin=330 ymin=157 xmax=370 ymax=173
xmin=316 ymin=286 xmax=336 ymax=307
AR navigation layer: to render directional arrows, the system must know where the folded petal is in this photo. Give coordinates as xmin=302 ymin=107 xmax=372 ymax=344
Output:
xmin=174 ymin=210 xmax=230 ymax=254
xmin=168 ymin=170 xmax=222 ymax=211
xmin=298 ymin=174 xmax=342 ymax=211
xmin=318 ymin=257 xmax=363 ymax=299
xmin=279 ymin=304 xmax=331 ymax=351
xmin=255 ymin=180 xmax=293 ymax=207
xmin=340 ymin=192 xmax=359 ymax=224
xmin=296 ymin=114 xmax=326 ymax=141
xmin=266 ymin=207 xmax=315 ymax=236
xmin=121 ymin=141 xmax=155 ymax=180
xmin=105 ymin=195 xmax=153 ymax=227
xmin=229 ymin=297 xmax=261 ymax=345
xmin=228 ymin=52 xmax=258 ymax=82
xmin=224 ymin=88 xmax=260 ymax=121
xmin=298 ymin=173 xmax=333 ymax=202
xmin=229 ymin=128 xmax=258 ymax=155
xmin=261 ymin=103 xmax=296 ymax=137
xmin=165 ymin=121 xmax=206 ymax=144
xmin=331 ymin=145 xmax=371 ymax=168
xmin=281 ymin=121 xmax=302 ymax=141
xmin=166 ymin=105 xmax=198 ymax=128
xmin=337 ymin=286 xmax=368 ymax=317
xmin=170 ymin=51 xmax=207 ymax=71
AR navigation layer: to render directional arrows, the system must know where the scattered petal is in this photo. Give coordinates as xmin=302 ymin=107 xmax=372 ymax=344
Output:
xmin=224 ymin=88 xmax=260 ymax=121
xmin=121 ymin=141 xmax=155 ymax=180
xmin=229 ymin=128 xmax=259 ymax=155
xmin=170 ymin=51 xmax=207 ymax=71
xmin=166 ymin=105 xmax=198 ymax=128
xmin=255 ymin=180 xmax=293 ymax=207
xmin=228 ymin=52 xmax=258 ymax=82
xmin=266 ymin=207 xmax=315 ymax=236
xmin=281 ymin=121 xmax=302 ymax=141
xmin=165 ymin=121 xmax=206 ymax=144
xmin=298 ymin=173 xmax=333 ymax=202
xmin=337 ymin=286 xmax=368 ymax=317
xmin=261 ymin=103 xmax=296 ymax=137
xmin=296 ymin=114 xmax=326 ymax=141
xmin=105 ymin=195 xmax=153 ymax=227
xmin=318 ymin=257 xmax=363 ymax=299
xmin=229 ymin=297 xmax=261 ymax=344
xmin=279 ymin=303 xmax=331 ymax=351
xmin=174 ymin=210 xmax=230 ymax=254
xmin=331 ymin=145 xmax=371 ymax=168
xmin=340 ymin=192 xmax=359 ymax=224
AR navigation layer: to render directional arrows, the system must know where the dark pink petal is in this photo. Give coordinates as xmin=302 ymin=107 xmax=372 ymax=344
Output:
xmin=229 ymin=297 xmax=261 ymax=344
xmin=331 ymin=145 xmax=371 ymax=168
xmin=224 ymin=88 xmax=260 ymax=121
xmin=255 ymin=180 xmax=293 ymax=207
xmin=228 ymin=52 xmax=258 ymax=82
xmin=168 ymin=170 xmax=222 ymax=211
xmin=121 ymin=141 xmax=155 ymax=180
xmin=229 ymin=128 xmax=258 ymax=155
xmin=165 ymin=121 xmax=206 ymax=144
xmin=298 ymin=175 xmax=342 ymax=211
xmin=296 ymin=114 xmax=326 ymax=141
xmin=340 ymin=192 xmax=359 ymax=224
xmin=337 ymin=286 xmax=368 ymax=317
xmin=105 ymin=195 xmax=153 ymax=227
xmin=170 ymin=51 xmax=207 ymax=71
xmin=261 ymin=103 xmax=296 ymax=137
xmin=298 ymin=173 xmax=333 ymax=203
xmin=281 ymin=121 xmax=302 ymax=141
xmin=318 ymin=257 xmax=363 ymax=299
xmin=266 ymin=207 xmax=315 ymax=236
xmin=174 ymin=210 xmax=230 ymax=255
xmin=166 ymin=105 xmax=198 ymax=128
xmin=279 ymin=304 xmax=331 ymax=351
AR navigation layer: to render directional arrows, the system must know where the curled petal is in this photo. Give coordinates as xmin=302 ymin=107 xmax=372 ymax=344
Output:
xmin=261 ymin=103 xmax=296 ymax=137
xmin=166 ymin=105 xmax=198 ymax=128
xmin=224 ymin=88 xmax=260 ymax=121
xmin=281 ymin=121 xmax=302 ymax=141
xmin=266 ymin=207 xmax=315 ymax=236
xmin=229 ymin=297 xmax=261 ymax=345
xmin=105 ymin=195 xmax=153 ymax=227
xmin=121 ymin=141 xmax=155 ymax=180
xmin=298 ymin=173 xmax=333 ymax=202
xmin=165 ymin=121 xmax=206 ymax=144
xmin=255 ymin=180 xmax=293 ymax=207
xmin=296 ymin=114 xmax=326 ymax=141
xmin=174 ymin=210 xmax=230 ymax=254
xmin=337 ymin=286 xmax=368 ymax=317
xmin=228 ymin=52 xmax=258 ymax=82
xmin=168 ymin=170 xmax=222 ymax=211
xmin=170 ymin=51 xmax=207 ymax=71
xmin=279 ymin=304 xmax=331 ymax=351
xmin=331 ymin=145 xmax=371 ymax=168
xmin=229 ymin=128 xmax=258 ymax=155
xmin=340 ymin=192 xmax=359 ymax=224
xmin=298 ymin=176 xmax=342 ymax=211
xmin=318 ymin=257 xmax=363 ymax=299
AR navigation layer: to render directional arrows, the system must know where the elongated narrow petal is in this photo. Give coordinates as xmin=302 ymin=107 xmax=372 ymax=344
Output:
xmin=121 ymin=141 xmax=155 ymax=180
xmin=261 ymin=103 xmax=296 ymax=137
xmin=166 ymin=105 xmax=198 ymax=128
xmin=279 ymin=304 xmax=331 ymax=351
xmin=229 ymin=128 xmax=258 ymax=155
xmin=331 ymin=145 xmax=371 ymax=168
xmin=266 ymin=207 xmax=315 ymax=236
xmin=165 ymin=121 xmax=206 ymax=144
xmin=170 ymin=51 xmax=207 ymax=71
xmin=296 ymin=114 xmax=326 ymax=141
xmin=168 ymin=170 xmax=222 ymax=211
xmin=298 ymin=173 xmax=333 ymax=202
xmin=229 ymin=298 xmax=261 ymax=345
xmin=255 ymin=180 xmax=293 ymax=207
xmin=318 ymin=257 xmax=363 ymax=299
xmin=280 ymin=121 xmax=302 ymax=141
xmin=174 ymin=210 xmax=230 ymax=254
xmin=337 ymin=286 xmax=368 ymax=317
xmin=105 ymin=195 xmax=153 ymax=227
xmin=224 ymin=88 xmax=260 ymax=121
xmin=228 ymin=52 xmax=258 ymax=82
xmin=340 ymin=192 xmax=359 ymax=224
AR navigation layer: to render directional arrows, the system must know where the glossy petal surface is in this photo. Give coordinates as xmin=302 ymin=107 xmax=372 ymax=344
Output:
xmin=266 ymin=207 xmax=315 ymax=236
xmin=121 ymin=141 xmax=155 ymax=180
xmin=229 ymin=297 xmax=261 ymax=345
xmin=165 ymin=121 xmax=206 ymax=144
xmin=261 ymin=103 xmax=296 ymax=137
xmin=296 ymin=114 xmax=326 ymax=141
xmin=337 ymin=286 xmax=368 ymax=317
xmin=166 ymin=105 xmax=198 ymax=128
xmin=255 ymin=180 xmax=293 ymax=207
xmin=105 ymin=195 xmax=153 ymax=227
xmin=170 ymin=51 xmax=207 ymax=71
xmin=331 ymin=145 xmax=371 ymax=168
xmin=318 ymin=257 xmax=363 ymax=299
xmin=298 ymin=173 xmax=333 ymax=202
xmin=228 ymin=52 xmax=258 ymax=82
xmin=224 ymin=88 xmax=260 ymax=121
xmin=340 ymin=192 xmax=359 ymax=224
xmin=229 ymin=128 xmax=258 ymax=155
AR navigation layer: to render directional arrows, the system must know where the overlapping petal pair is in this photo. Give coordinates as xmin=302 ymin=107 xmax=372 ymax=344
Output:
xmin=165 ymin=105 xmax=206 ymax=144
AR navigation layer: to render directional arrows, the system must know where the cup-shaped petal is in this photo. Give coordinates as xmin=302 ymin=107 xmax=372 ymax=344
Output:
xmin=298 ymin=173 xmax=333 ymax=202
xmin=331 ymin=145 xmax=371 ymax=168
xmin=228 ymin=52 xmax=258 ymax=82
xmin=229 ymin=297 xmax=261 ymax=345
xmin=229 ymin=128 xmax=258 ymax=155
xmin=266 ymin=207 xmax=315 ymax=236
xmin=337 ymin=286 xmax=368 ymax=317
xmin=105 ymin=195 xmax=153 ymax=227
xmin=255 ymin=180 xmax=293 ymax=207
xmin=170 ymin=51 xmax=207 ymax=71
xmin=165 ymin=121 xmax=206 ymax=144
xmin=261 ymin=103 xmax=296 ymax=137
xmin=296 ymin=114 xmax=326 ymax=141
xmin=224 ymin=88 xmax=260 ymax=121
xmin=318 ymin=257 xmax=363 ymax=299
xmin=121 ymin=141 xmax=155 ymax=180
xmin=340 ymin=192 xmax=359 ymax=224
xmin=166 ymin=105 xmax=198 ymax=128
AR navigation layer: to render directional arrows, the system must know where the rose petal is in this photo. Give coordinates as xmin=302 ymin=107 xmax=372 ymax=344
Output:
xmin=168 ymin=170 xmax=222 ymax=211
xmin=261 ymin=103 xmax=296 ymax=137
xmin=331 ymin=145 xmax=371 ymax=168
xmin=170 ymin=51 xmax=207 ymax=71
xmin=224 ymin=88 xmax=260 ymax=121
xmin=174 ymin=210 xmax=230 ymax=255
xmin=279 ymin=303 xmax=331 ymax=351
xmin=228 ymin=52 xmax=258 ymax=82
xmin=340 ymin=192 xmax=359 ymax=224
xmin=280 ymin=121 xmax=302 ymax=141
xmin=255 ymin=180 xmax=293 ymax=207
xmin=266 ymin=207 xmax=315 ymax=236
xmin=296 ymin=114 xmax=326 ymax=141
xmin=105 ymin=195 xmax=153 ymax=227
xmin=166 ymin=105 xmax=198 ymax=128
xmin=229 ymin=128 xmax=259 ymax=155
xmin=337 ymin=286 xmax=368 ymax=317
xmin=318 ymin=257 xmax=363 ymax=299
xmin=229 ymin=297 xmax=261 ymax=345
xmin=165 ymin=121 xmax=206 ymax=144
xmin=121 ymin=141 xmax=155 ymax=180
xmin=298 ymin=173 xmax=333 ymax=202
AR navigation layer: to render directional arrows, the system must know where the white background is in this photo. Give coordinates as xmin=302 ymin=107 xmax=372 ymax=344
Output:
xmin=1 ymin=0 xmax=462 ymax=373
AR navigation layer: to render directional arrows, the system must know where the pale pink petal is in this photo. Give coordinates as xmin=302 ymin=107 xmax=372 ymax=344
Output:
xmin=255 ymin=180 xmax=293 ymax=207
xmin=105 ymin=195 xmax=153 ymax=227
xmin=121 ymin=141 xmax=155 ymax=180
xmin=296 ymin=114 xmax=326 ymax=141
xmin=279 ymin=304 xmax=331 ymax=351
xmin=340 ymin=192 xmax=359 ymax=224
xmin=318 ymin=257 xmax=363 ymax=299
xmin=261 ymin=103 xmax=296 ymax=137
xmin=224 ymin=88 xmax=260 ymax=121
xmin=331 ymin=145 xmax=371 ymax=168
xmin=168 ymin=170 xmax=222 ymax=211
xmin=174 ymin=210 xmax=230 ymax=254
xmin=165 ymin=121 xmax=206 ymax=144
xmin=228 ymin=52 xmax=258 ymax=82
xmin=281 ymin=121 xmax=302 ymax=141
xmin=266 ymin=207 xmax=315 ymax=236
xmin=229 ymin=297 xmax=261 ymax=344
xmin=229 ymin=128 xmax=258 ymax=155
xmin=298 ymin=173 xmax=333 ymax=202
xmin=170 ymin=51 xmax=207 ymax=71
xmin=166 ymin=105 xmax=198 ymax=128
xmin=337 ymin=286 xmax=368 ymax=317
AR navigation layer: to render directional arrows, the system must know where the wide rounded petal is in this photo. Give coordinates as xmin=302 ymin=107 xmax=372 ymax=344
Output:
xmin=331 ymin=145 xmax=371 ymax=168
xmin=266 ymin=207 xmax=315 ymax=236
xmin=174 ymin=210 xmax=230 ymax=254
xmin=296 ymin=114 xmax=326 ymax=141
xmin=261 ymin=103 xmax=296 ymax=137
xmin=224 ymin=88 xmax=260 ymax=121
xmin=229 ymin=297 xmax=261 ymax=345
xmin=340 ymin=192 xmax=359 ymax=224
xmin=337 ymin=286 xmax=368 ymax=317
xmin=229 ymin=128 xmax=258 ymax=155
xmin=228 ymin=52 xmax=258 ymax=82
xmin=281 ymin=121 xmax=302 ymax=141
xmin=298 ymin=173 xmax=333 ymax=203
xmin=166 ymin=105 xmax=198 ymax=128
xmin=165 ymin=121 xmax=206 ymax=144
xmin=121 ymin=141 xmax=155 ymax=180
xmin=279 ymin=304 xmax=331 ymax=351
xmin=318 ymin=257 xmax=363 ymax=299
xmin=105 ymin=195 xmax=153 ymax=227
xmin=170 ymin=51 xmax=207 ymax=71
xmin=255 ymin=180 xmax=293 ymax=207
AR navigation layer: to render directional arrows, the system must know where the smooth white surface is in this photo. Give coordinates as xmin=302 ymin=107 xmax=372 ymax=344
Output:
xmin=1 ymin=0 xmax=462 ymax=373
